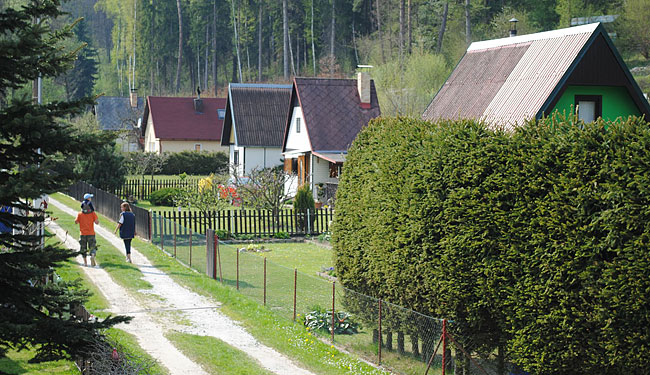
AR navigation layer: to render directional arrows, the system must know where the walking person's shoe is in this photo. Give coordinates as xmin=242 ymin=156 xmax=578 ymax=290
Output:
xmin=90 ymin=255 xmax=96 ymax=267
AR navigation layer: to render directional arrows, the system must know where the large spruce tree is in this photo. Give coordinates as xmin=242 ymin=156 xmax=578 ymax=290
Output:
xmin=0 ymin=0 xmax=127 ymax=362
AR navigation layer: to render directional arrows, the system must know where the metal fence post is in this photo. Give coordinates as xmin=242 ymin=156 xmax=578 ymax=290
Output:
xmin=293 ymin=268 xmax=297 ymax=321
xmin=379 ymin=298 xmax=382 ymax=365
xmin=217 ymin=234 xmax=222 ymax=283
xmin=236 ymin=249 xmax=239 ymax=290
xmin=212 ymin=233 xmax=217 ymax=280
xmin=189 ymin=227 xmax=193 ymax=267
xmin=263 ymin=257 xmax=267 ymax=306
xmin=148 ymin=210 xmax=152 ymax=240
xmin=442 ymin=319 xmax=447 ymax=375
xmin=307 ymin=209 xmax=311 ymax=234
xmin=331 ymin=281 xmax=335 ymax=343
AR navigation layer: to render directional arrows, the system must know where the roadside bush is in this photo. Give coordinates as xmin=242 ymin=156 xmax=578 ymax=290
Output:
xmin=160 ymin=151 xmax=228 ymax=175
xmin=149 ymin=187 xmax=181 ymax=206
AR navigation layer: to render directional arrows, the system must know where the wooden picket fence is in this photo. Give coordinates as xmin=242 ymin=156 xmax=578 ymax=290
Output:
xmin=152 ymin=207 xmax=334 ymax=237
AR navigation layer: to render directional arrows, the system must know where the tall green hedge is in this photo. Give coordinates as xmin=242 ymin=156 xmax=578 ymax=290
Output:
xmin=332 ymin=115 xmax=650 ymax=374
xmin=159 ymin=150 xmax=228 ymax=175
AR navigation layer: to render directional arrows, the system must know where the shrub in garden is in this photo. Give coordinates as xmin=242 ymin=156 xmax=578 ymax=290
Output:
xmin=333 ymin=115 xmax=650 ymax=374
xmin=294 ymin=185 xmax=315 ymax=232
xmin=149 ymin=187 xmax=182 ymax=206
xmin=273 ymin=231 xmax=290 ymax=239
xmin=303 ymin=306 xmax=361 ymax=335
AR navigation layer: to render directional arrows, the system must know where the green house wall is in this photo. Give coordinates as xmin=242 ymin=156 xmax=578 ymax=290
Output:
xmin=551 ymin=85 xmax=641 ymax=121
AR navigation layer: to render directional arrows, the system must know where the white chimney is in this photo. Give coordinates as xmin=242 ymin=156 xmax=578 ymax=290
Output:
xmin=357 ymin=72 xmax=371 ymax=109
xmin=130 ymin=89 xmax=137 ymax=108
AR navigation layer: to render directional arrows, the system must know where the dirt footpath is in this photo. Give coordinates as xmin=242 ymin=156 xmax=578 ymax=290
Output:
xmin=49 ymin=197 xmax=315 ymax=375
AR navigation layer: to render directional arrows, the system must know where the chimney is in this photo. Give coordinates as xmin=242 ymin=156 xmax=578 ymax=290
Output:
xmin=509 ymin=18 xmax=519 ymax=37
xmin=194 ymin=98 xmax=203 ymax=113
xmin=357 ymin=72 xmax=371 ymax=109
xmin=130 ymin=88 xmax=138 ymax=108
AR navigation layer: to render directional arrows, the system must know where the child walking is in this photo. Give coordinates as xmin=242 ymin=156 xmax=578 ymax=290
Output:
xmin=114 ymin=202 xmax=136 ymax=263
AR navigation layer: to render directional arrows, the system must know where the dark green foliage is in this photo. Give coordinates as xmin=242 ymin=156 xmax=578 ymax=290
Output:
xmin=63 ymin=18 xmax=98 ymax=100
xmin=0 ymin=0 xmax=129 ymax=362
xmin=294 ymin=185 xmax=315 ymax=212
xmin=148 ymin=187 xmax=182 ymax=206
xmin=159 ymin=151 xmax=228 ymax=175
xmin=333 ymin=115 xmax=650 ymax=374
xmin=75 ymin=139 xmax=127 ymax=192
xmin=294 ymin=185 xmax=315 ymax=232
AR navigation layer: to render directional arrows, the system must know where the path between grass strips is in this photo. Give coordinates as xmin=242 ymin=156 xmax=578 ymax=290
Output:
xmin=49 ymin=197 xmax=315 ymax=375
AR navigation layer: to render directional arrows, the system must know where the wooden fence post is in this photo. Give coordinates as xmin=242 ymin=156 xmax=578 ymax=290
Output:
xmin=331 ymin=281 xmax=336 ymax=343
xmin=189 ymin=227 xmax=193 ymax=268
xmin=293 ymin=268 xmax=297 ymax=321
xmin=263 ymin=257 xmax=267 ymax=306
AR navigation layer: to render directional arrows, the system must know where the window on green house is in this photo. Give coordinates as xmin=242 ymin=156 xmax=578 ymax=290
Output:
xmin=575 ymin=95 xmax=602 ymax=123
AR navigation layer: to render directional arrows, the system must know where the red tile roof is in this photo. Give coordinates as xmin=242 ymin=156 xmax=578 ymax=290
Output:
xmin=143 ymin=96 xmax=227 ymax=141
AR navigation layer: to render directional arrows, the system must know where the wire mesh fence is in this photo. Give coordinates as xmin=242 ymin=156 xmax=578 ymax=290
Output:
xmin=150 ymin=212 xmax=507 ymax=375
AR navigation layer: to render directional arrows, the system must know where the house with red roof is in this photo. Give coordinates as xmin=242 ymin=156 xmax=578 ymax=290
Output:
xmin=142 ymin=96 xmax=228 ymax=154
xmin=282 ymin=74 xmax=381 ymax=204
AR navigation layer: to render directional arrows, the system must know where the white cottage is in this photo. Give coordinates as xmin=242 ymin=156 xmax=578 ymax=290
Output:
xmin=220 ymin=84 xmax=293 ymax=179
xmin=282 ymin=74 xmax=381 ymax=204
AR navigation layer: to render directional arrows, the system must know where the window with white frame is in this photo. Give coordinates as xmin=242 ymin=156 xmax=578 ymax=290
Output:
xmin=296 ymin=118 xmax=301 ymax=133
xmin=194 ymin=143 xmax=202 ymax=151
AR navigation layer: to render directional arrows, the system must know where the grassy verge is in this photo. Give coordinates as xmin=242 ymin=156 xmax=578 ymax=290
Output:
xmin=166 ymin=332 xmax=275 ymax=375
xmin=0 ymin=349 xmax=77 ymax=375
xmin=52 ymin=192 xmax=386 ymax=375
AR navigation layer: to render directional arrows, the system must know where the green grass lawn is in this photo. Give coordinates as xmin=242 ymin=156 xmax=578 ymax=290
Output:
xmin=51 ymin=192 xmax=388 ymax=375
xmin=166 ymin=332 xmax=275 ymax=375
xmin=0 ymin=349 xmax=77 ymax=375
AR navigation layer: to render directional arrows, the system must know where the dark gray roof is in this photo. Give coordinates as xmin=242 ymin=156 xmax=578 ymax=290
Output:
xmin=221 ymin=84 xmax=292 ymax=147
xmin=283 ymin=77 xmax=381 ymax=153
xmin=95 ymin=96 xmax=145 ymax=131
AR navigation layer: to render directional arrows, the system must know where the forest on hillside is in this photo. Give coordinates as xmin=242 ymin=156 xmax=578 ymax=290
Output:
xmin=2 ymin=0 xmax=650 ymax=116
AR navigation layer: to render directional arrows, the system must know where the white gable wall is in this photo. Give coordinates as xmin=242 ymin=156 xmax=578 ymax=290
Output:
xmin=144 ymin=115 xmax=160 ymax=153
xmin=284 ymin=106 xmax=311 ymax=152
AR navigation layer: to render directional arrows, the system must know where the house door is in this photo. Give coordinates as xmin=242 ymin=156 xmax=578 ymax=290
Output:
xmin=298 ymin=154 xmax=310 ymax=186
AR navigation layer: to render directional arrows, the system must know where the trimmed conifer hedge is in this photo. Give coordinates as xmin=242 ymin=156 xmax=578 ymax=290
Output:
xmin=332 ymin=115 xmax=650 ymax=374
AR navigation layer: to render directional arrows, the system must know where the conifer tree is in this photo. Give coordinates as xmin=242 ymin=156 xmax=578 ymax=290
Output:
xmin=0 ymin=0 xmax=128 ymax=362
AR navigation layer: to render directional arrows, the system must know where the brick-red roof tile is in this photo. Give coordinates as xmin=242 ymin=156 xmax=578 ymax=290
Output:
xmin=144 ymin=96 xmax=227 ymax=141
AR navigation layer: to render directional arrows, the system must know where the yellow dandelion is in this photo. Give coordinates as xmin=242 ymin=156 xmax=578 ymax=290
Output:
xmin=331 ymin=345 xmax=334 ymax=348
xmin=305 ymin=338 xmax=309 ymax=342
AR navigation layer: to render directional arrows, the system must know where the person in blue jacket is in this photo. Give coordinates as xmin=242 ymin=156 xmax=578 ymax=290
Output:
xmin=113 ymin=202 xmax=136 ymax=263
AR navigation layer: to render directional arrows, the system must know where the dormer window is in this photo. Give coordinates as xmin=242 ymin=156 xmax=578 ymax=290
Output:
xmin=575 ymin=95 xmax=602 ymax=123
xmin=296 ymin=118 xmax=301 ymax=133
xmin=218 ymin=109 xmax=226 ymax=119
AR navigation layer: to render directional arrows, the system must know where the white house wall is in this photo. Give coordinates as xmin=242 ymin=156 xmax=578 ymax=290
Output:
xmin=144 ymin=116 xmax=159 ymax=153
xmin=233 ymin=147 xmax=284 ymax=177
xmin=284 ymin=106 xmax=311 ymax=152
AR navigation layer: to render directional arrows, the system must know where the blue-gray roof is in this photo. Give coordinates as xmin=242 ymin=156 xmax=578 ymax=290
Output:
xmin=95 ymin=96 xmax=145 ymax=131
